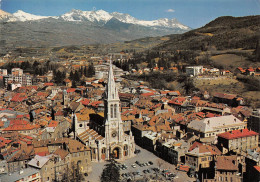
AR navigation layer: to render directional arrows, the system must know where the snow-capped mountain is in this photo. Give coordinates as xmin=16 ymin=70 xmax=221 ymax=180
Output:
xmin=0 ymin=9 xmax=16 ymax=21
xmin=59 ymin=9 xmax=190 ymax=30
xmin=0 ymin=10 xmax=50 ymax=22
xmin=0 ymin=9 xmax=192 ymax=48
xmin=1 ymin=9 xmax=190 ymax=30
xmin=111 ymin=12 xmax=189 ymax=30
xmin=60 ymin=9 xmax=112 ymax=23
xmin=12 ymin=10 xmax=50 ymax=21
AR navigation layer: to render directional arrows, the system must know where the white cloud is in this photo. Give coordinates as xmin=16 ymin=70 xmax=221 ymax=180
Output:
xmin=166 ymin=9 xmax=175 ymax=13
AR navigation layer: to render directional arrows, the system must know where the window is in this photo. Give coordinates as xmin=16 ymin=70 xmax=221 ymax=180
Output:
xmin=201 ymin=157 xmax=207 ymax=162
xmin=114 ymin=104 xmax=117 ymax=118
xmin=101 ymin=148 xmax=106 ymax=154
xmin=110 ymin=104 xmax=114 ymax=118
xmin=123 ymin=145 xmax=128 ymax=156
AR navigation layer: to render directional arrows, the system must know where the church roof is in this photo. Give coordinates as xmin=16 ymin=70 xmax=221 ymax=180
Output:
xmin=78 ymin=129 xmax=104 ymax=143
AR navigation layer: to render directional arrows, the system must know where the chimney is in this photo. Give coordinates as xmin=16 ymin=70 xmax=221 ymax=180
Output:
xmin=37 ymin=160 xmax=40 ymax=166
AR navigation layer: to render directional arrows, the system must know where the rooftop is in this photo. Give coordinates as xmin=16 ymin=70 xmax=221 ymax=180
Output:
xmin=218 ymin=128 xmax=259 ymax=140
xmin=216 ymin=155 xmax=238 ymax=171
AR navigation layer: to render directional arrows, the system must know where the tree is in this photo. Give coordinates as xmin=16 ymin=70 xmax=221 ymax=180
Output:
xmin=53 ymin=70 xmax=66 ymax=84
xmin=87 ymin=63 xmax=95 ymax=77
xmin=100 ymin=158 xmax=120 ymax=182
xmin=83 ymin=66 xmax=87 ymax=76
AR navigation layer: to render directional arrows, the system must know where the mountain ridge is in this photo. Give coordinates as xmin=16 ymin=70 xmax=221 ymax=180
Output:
xmin=155 ymin=15 xmax=260 ymax=51
xmin=0 ymin=9 xmax=191 ymax=49
xmin=0 ymin=9 xmax=190 ymax=30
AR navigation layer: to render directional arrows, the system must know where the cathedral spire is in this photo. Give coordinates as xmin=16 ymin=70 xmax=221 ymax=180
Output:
xmin=106 ymin=60 xmax=119 ymax=101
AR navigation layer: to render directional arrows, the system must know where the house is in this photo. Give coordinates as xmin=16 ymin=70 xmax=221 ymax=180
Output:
xmin=168 ymin=97 xmax=193 ymax=113
xmin=142 ymin=132 xmax=160 ymax=152
xmin=185 ymin=66 xmax=204 ymax=76
xmin=204 ymin=155 xmax=245 ymax=182
xmin=185 ymin=142 xmax=222 ymax=180
xmin=213 ymin=92 xmax=243 ymax=107
xmin=6 ymin=146 xmax=35 ymax=173
xmin=3 ymin=120 xmax=40 ymax=137
xmin=246 ymin=68 xmax=255 ymax=76
xmin=64 ymin=78 xmax=72 ymax=87
xmin=40 ymin=119 xmax=70 ymax=140
xmin=0 ymin=167 xmax=41 ymax=182
xmin=217 ymin=128 xmax=259 ymax=154
xmin=247 ymin=110 xmax=260 ymax=143
xmin=166 ymin=139 xmax=189 ymax=165
xmin=244 ymin=149 xmax=260 ymax=182
xmin=28 ymin=155 xmax=56 ymax=182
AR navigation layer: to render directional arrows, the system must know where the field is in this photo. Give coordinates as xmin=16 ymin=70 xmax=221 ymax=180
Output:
xmin=210 ymin=51 xmax=257 ymax=69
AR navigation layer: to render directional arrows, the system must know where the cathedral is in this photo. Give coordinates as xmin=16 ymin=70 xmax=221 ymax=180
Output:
xmin=75 ymin=61 xmax=135 ymax=161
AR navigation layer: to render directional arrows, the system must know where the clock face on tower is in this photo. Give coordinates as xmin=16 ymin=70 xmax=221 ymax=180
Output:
xmin=112 ymin=131 xmax=117 ymax=138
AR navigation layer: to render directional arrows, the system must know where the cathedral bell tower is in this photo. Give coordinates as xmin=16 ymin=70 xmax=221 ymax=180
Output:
xmin=104 ymin=61 xmax=123 ymax=145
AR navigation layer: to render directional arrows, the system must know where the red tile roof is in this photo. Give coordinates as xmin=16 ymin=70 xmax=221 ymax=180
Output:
xmin=168 ymin=97 xmax=186 ymax=105
xmin=80 ymin=98 xmax=90 ymax=106
xmin=188 ymin=141 xmax=203 ymax=151
xmin=11 ymin=93 xmax=27 ymax=102
xmin=44 ymin=83 xmax=54 ymax=86
xmin=54 ymin=111 xmax=63 ymax=116
xmin=48 ymin=120 xmax=59 ymax=127
xmin=67 ymin=88 xmax=76 ymax=93
xmin=216 ymin=156 xmax=238 ymax=171
xmin=3 ymin=123 xmax=39 ymax=131
xmin=141 ymin=92 xmax=155 ymax=97
xmin=254 ymin=166 xmax=260 ymax=173
xmin=0 ymin=137 xmax=12 ymax=148
xmin=247 ymin=68 xmax=255 ymax=72
xmin=218 ymin=128 xmax=259 ymax=140
xmin=89 ymin=101 xmax=103 ymax=108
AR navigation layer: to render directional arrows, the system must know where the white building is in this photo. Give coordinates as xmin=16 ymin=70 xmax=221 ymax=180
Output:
xmin=0 ymin=69 xmax=7 ymax=76
xmin=185 ymin=66 xmax=204 ymax=76
xmin=187 ymin=115 xmax=246 ymax=138
xmin=3 ymin=68 xmax=32 ymax=87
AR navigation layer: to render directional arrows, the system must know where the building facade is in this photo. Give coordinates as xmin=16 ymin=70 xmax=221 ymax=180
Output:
xmin=3 ymin=68 xmax=32 ymax=87
xmin=187 ymin=115 xmax=247 ymax=138
xmin=186 ymin=66 xmax=204 ymax=76
xmin=217 ymin=128 xmax=259 ymax=154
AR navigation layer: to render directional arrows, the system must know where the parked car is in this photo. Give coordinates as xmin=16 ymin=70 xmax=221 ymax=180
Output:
xmin=152 ymin=167 xmax=160 ymax=172
xmin=134 ymin=149 xmax=141 ymax=154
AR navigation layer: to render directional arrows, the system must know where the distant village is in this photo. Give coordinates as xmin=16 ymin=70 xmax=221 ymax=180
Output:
xmin=0 ymin=51 xmax=259 ymax=182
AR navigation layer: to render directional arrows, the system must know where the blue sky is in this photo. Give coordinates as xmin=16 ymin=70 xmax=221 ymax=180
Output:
xmin=1 ymin=0 xmax=260 ymax=28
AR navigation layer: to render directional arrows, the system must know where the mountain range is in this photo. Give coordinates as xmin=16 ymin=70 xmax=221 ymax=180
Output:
xmin=0 ymin=9 xmax=190 ymax=30
xmin=0 ymin=9 xmax=190 ymax=48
